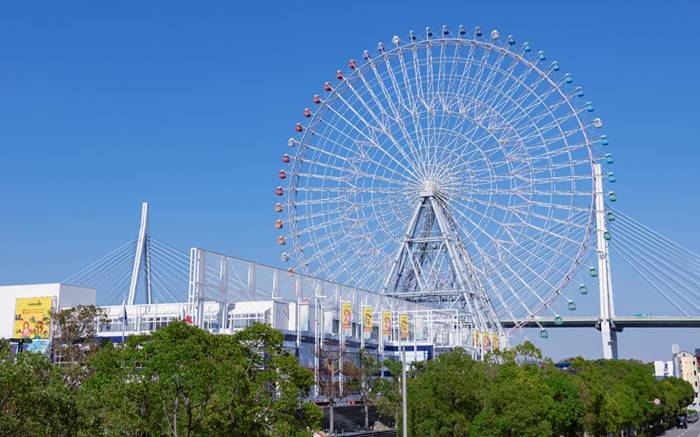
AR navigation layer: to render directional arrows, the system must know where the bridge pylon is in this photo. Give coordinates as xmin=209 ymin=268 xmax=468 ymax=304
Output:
xmin=594 ymin=164 xmax=620 ymax=359
xmin=127 ymin=202 xmax=153 ymax=305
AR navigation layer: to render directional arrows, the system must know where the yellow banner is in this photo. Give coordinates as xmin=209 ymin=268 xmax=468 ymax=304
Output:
xmin=382 ymin=311 xmax=392 ymax=336
xmin=363 ymin=306 xmax=373 ymax=333
xmin=492 ymin=333 xmax=499 ymax=351
xmin=472 ymin=330 xmax=480 ymax=348
xmin=341 ymin=302 xmax=352 ymax=332
xmin=399 ymin=314 xmax=409 ymax=340
xmin=14 ymin=297 xmax=52 ymax=339
xmin=482 ymin=331 xmax=491 ymax=351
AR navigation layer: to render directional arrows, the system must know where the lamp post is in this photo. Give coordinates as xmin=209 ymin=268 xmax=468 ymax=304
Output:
xmin=402 ymin=343 xmax=407 ymax=437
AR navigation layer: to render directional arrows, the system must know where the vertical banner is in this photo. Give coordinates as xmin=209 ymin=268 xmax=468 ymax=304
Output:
xmin=362 ymin=306 xmax=373 ymax=334
xmin=482 ymin=331 xmax=491 ymax=351
xmin=341 ymin=302 xmax=352 ymax=334
xmin=14 ymin=296 xmax=52 ymax=353
xmin=472 ymin=330 xmax=481 ymax=348
xmin=382 ymin=311 xmax=392 ymax=336
xmin=399 ymin=313 xmax=409 ymax=340
xmin=492 ymin=333 xmax=499 ymax=351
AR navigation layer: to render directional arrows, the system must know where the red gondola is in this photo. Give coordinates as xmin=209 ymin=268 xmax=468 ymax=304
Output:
xmin=303 ymin=108 xmax=312 ymax=117
xmin=336 ymin=69 xmax=344 ymax=80
xmin=295 ymin=123 xmax=303 ymax=132
xmin=278 ymin=170 xmax=287 ymax=179
xmin=348 ymin=59 xmax=357 ymax=69
xmin=323 ymin=82 xmax=332 ymax=92
xmin=275 ymin=186 xmax=284 ymax=196
xmin=282 ymin=154 xmax=290 ymax=163
xmin=313 ymin=94 xmax=321 ymax=104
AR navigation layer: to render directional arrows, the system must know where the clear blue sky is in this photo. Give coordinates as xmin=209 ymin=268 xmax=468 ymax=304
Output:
xmin=1 ymin=1 xmax=699 ymax=361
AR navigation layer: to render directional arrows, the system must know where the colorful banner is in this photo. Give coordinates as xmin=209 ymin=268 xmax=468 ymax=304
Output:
xmin=492 ymin=333 xmax=499 ymax=351
xmin=362 ymin=306 xmax=373 ymax=333
xmin=482 ymin=331 xmax=491 ymax=351
xmin=341 ymin=302 xmax=352 ymax=332
xmin=472 ymin=330 xmax=481 ymax=348
xmin=399 ymin=313 xmax=409 ymax=340
xmin=382 ymin=311 xmax=392 ymax=336
xmin=14 ymin=297 xmax=52 ymax=340
xmin=14 ymin=297 xmax=52 ymax=354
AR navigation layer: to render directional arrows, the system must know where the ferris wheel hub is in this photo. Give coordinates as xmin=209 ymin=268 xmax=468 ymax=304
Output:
xmin=419 ymin=179 xmax=439 ymax=197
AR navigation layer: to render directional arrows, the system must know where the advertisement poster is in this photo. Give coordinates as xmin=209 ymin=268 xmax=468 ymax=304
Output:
xmin=482 ymin=331 xmax=491 ymax=351
xmin=492 ymin=333 xmax=499 ymax=351
xmin=14 ymin=296 xmax=52 ymax=354
xmin=399 ymin=313 xmax=409 ymax=340
xmin=362 ymin=306 xmax=373 ymax=333
xmin=382 ymin=311 xmax=392 ymax=336
xmin=472 ymin=330 xmax=480 ymax=348
xmin=341 ymin=302 xmax=352 ymax=333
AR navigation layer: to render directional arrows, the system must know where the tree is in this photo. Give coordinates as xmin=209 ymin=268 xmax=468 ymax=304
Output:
xmin=375 ymin=356 xmax=403 ymax=428
xmin=77 ymin=321 xmax=321 ymax=436
xmin=345 ymin=348 xmax=382 ymax=429
xmin=405 ymin=349 xmax=487 ymax=436
xmin=0 ymin=344 xmax=77 ymax=436
xmin=49 ymin=304 xmax=107 ymax=366
xmin=315 ymin=342 xmax=354 ymax=436
xmin=542 ymin=366 xmax=585 ymax=436
xmin=471 ymin=357 xmax=554 ymax=437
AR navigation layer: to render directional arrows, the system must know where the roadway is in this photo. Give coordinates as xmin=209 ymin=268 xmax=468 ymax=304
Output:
xmin=665 ymin=419 xmax=700 ymax=437
xmin=499 ymin=316 xmax=700 ymax=329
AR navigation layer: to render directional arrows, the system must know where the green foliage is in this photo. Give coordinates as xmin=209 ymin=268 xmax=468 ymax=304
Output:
xmin=78 ymin=321 xmax=320 ymax=436
xmin=1 ymin=321 xmax=320 ymax=437
xmin=0 ymin=348 xmax=78 ymax=436
xmin=379 ymin=345 xmax=696 ymax=437
xmin=50 ymin=304 xmax=107 ymax=365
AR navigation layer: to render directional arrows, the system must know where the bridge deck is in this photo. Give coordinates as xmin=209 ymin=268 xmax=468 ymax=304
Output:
xmin=500 ymin=316 xmax=700 ymax=329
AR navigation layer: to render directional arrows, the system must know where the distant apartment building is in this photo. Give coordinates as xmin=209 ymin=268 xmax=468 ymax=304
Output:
xmin=653 ymin=360 xmax=674 ymax=380
xmin=672 ymin=345 xmax=700 ymax=410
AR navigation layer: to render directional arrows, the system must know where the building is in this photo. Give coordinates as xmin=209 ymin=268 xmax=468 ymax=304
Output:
xmin=0 ymin=283 xmax=95 ymax=353
xmin=653 ymin=360 xmax=674 ymax=380
xmin=673 ymin=345 xmax=700 ymax=410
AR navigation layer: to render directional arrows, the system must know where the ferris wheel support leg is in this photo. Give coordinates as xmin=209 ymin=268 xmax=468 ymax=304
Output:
xmin=594 ymin=164 xmax=618 ymax=359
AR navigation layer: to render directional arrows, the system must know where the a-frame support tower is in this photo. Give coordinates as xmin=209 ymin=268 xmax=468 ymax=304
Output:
xmin=381 ymin=187 xmax=502 ymax=336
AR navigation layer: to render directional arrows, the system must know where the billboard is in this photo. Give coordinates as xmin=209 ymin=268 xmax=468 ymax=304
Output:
xmin=14 ymin=297 xmax=52 ymax=354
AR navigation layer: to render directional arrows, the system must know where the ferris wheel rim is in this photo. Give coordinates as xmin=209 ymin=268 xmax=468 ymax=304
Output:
xmin=279 ymin=25 xmax=611 ymax=328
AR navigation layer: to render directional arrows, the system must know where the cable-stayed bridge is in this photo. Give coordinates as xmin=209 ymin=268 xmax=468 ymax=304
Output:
xmin=64 ymin=202 xmax=700 ymax=360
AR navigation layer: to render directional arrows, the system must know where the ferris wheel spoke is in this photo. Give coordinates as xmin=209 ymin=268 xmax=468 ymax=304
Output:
xmin=362 ymin=59 xmax=427 ymax=171
xmin=341 ymin=73 xmax=425 ymax=171
xmin=448 ymin=203 xmax=557 ymax=307
xmin=304 ymin=132 xmax=414 ymax=183
xmin=467 ymin=238 xmax=543 ymax=322
xmin=379 ymin=53 xmax=433 ymax=170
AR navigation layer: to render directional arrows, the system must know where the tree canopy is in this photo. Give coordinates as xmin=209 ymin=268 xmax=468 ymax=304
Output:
xmin=0 ymin=317 xmax=321 ymax=437
xmin=397 ymin=343 xmax=695 ymax=437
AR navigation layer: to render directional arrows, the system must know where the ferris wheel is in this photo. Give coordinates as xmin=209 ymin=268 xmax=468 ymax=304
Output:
xmin=275 ymin=25 xmax=613 ymax=333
